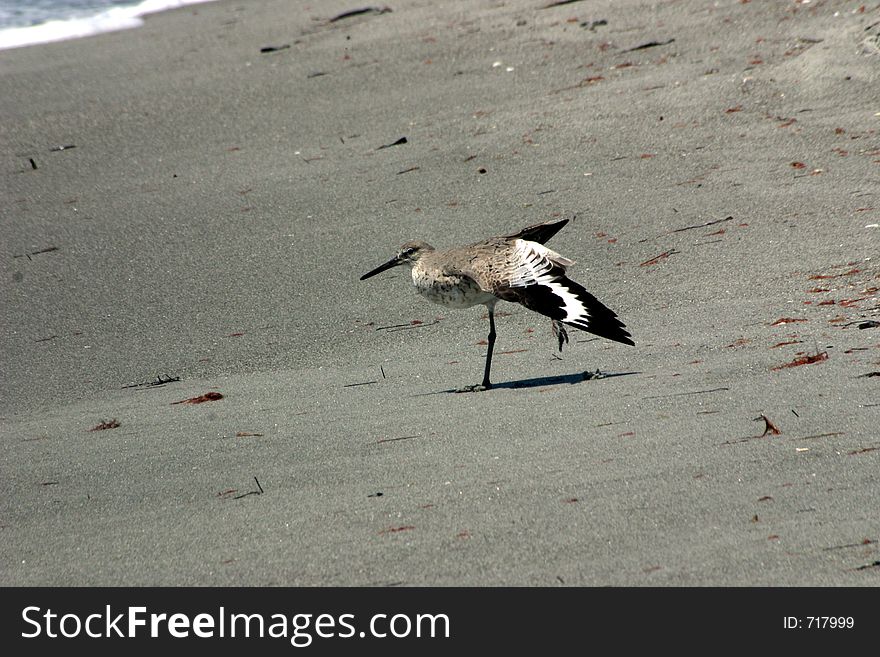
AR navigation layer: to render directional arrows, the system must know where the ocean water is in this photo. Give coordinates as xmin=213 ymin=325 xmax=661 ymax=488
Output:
xmin=0 ymin=0 xmax=216 ymax=51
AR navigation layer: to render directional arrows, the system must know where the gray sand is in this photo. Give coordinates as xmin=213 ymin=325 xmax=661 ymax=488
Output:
xmin=1 ymin=0 xmax=878 ymax=585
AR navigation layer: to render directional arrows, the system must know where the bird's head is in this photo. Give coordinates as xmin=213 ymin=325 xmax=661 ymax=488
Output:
xmin=360 ymin=240 xmax=434 ymax=280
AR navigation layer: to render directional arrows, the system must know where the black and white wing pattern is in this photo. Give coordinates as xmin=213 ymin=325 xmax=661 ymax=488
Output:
xmin=495 ymin=239 xmax=634 ymax=346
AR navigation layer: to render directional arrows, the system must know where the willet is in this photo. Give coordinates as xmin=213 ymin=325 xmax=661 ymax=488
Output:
xmin=360 ymin=218 xmax=634 ymax=391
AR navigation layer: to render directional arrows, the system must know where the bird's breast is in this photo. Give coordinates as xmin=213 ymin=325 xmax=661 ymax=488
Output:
xmin=411 ymin=266 xmax=494 ymax=309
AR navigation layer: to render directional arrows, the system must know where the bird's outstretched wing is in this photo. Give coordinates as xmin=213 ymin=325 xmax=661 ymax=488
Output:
xmin=495 ymin=239 xmax=634 ymax=346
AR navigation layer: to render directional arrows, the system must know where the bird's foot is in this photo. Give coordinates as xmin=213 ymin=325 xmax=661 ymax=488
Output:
xmin=582 ymin=369 xmax=605 ymax=380
xmin=552 ymin=320 xmax=569 ymax=352
xmin=455 ymin=383 xmax=492 ymax=393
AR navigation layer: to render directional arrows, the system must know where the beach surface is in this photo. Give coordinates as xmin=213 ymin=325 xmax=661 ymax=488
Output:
xmin=1 ymin=0 xmax=878 ymax=585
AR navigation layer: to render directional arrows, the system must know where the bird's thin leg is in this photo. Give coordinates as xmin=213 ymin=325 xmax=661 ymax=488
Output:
xmin=551 ymin=319 xmax=569 ymax=352
xmin=455 ymin=304 xmax=498 ymax=393
xmin=481 ymin=306 xmax=497 ymax=389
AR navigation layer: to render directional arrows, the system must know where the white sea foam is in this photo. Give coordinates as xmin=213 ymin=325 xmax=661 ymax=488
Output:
xmin=0 ymin=0 xmax=216 ymax=51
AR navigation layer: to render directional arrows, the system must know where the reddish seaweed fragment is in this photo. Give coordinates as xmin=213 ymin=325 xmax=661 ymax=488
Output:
xmin=754 ymin=414 xmax=781 ymax=436
xmin=172 ymin=392 xmax=224 ymax=405
xmin=771 ymin=351 xmax=828 ymax=371
xmin=808 ymin=268 xmax=861 ymax=280
xmin=379 ymin=525 xmax=415 ymax=535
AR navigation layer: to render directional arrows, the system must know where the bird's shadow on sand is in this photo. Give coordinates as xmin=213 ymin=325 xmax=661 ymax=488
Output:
xmin=420 ymin=370 xmax=640 ymax=395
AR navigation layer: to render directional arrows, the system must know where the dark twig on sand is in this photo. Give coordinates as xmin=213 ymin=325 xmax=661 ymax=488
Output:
xmin=581 ymin=19 xmax=608 ymax=31
xmin=122 ymin=374 xmax=180 ymax=389
xmin=644 ymin=387 xmax=729 ymax=400
xmin=670 ymin=215 xmax=733 ymax=234
xmin=377 ymin=137 xmax=408 ymax=150
xmin=375 ymin=319 xmax=439 ymax=331
xmin=540 ymin=0 xmax=587 ymax=8
xmin=848 ymin=446 xmax=879 ymax=456
xmin=90 ymin=419 xmax=120 ymax=432
xmin=13 ymin=246 xmax=59 ymax=260
xmin=376 ymin=435 xmax=419 ymax=444
xmin=623 ymin=38 xmax=675 ymax=53
xmin=799 ymin=432 xmax=844 ymax=440
xmin=233 ymin=476 xmax=264 ymax=499
xmin=329 ymin=6 xmax=391 ymax=23
xmin=640 ymin=249 xmax=679 ymax=266
xmin=823 ymin=538 xmax=875 ymax=551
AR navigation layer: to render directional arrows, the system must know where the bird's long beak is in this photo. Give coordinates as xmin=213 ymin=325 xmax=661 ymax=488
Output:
xmin=360 ymin=254 xmax=403 ymax=280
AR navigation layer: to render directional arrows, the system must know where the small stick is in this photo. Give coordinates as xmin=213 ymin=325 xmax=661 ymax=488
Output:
xmin=623 ymin=38 xmax=675 ymax=53
xmin=377 ymin=435 xmax=419 ymax=444
xmin=669 ymin=216 xmax=733 ymax=233
xmin=375 ymin=320 xmax=439 ymax=331
xmin=639 ymin=248 xmax=679 ymax=266
xmin=644 ymin=387 xmax=729 ymax=399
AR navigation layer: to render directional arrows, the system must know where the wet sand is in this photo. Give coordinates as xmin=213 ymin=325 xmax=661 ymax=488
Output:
xmin=1 ymin=0 xmax=878 ymax=585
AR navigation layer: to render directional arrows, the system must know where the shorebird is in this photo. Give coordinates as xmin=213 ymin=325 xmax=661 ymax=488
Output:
xmin=360 ymin=218 xmax=634 ymax=391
